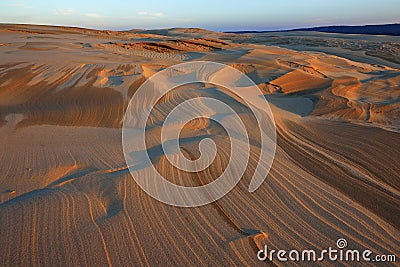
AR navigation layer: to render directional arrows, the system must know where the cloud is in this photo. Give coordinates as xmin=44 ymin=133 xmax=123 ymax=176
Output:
xmin=8 ymin=2 xmax=32 ymax=9
xmin=85 ymin=13 xmax=104 ymax=18
xmin=136 ymin=11 xmax=164 ymax=18
xmin=53 ymin=8 xmax=75 ymax=16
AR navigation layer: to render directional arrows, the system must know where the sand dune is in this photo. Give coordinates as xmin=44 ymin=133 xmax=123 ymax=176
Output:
xmin=0 ymin=24 xmax=399 ymax=266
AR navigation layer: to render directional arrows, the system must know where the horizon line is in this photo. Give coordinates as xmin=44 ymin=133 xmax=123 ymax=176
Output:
xmin=1 ymin=22 xmax=399 ymax=33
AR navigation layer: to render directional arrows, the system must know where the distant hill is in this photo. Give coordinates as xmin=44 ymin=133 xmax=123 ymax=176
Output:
xmin=229 ymin=23 xmax=400 ymax=36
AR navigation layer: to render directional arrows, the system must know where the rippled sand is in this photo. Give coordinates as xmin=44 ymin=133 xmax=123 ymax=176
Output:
xmin=0 ymin=24 xmax=399 ymax=266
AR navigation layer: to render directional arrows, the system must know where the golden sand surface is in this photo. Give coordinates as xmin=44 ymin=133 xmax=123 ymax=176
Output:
xmin=0 ymin=24 xmax=399 ymax=266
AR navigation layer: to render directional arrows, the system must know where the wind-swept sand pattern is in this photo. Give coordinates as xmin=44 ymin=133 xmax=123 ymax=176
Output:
xmin=0 ymin=24 xmax=399 ymax=266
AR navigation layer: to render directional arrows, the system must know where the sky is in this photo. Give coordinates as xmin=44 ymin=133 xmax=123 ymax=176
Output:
xmin=0 ymin=0 xmax=399 ymax=31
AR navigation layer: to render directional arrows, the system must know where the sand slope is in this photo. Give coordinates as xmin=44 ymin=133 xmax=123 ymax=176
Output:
xmin=0 ymin=24 xmax=399 ymax=266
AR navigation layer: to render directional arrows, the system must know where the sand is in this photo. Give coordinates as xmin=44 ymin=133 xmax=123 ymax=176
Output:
xmin=0 ymin=24 xmax=399 ymax=266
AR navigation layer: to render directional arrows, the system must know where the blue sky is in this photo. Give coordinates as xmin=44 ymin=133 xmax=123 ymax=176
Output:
xmin=0 ymin=0 xmax=399 ymax=31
